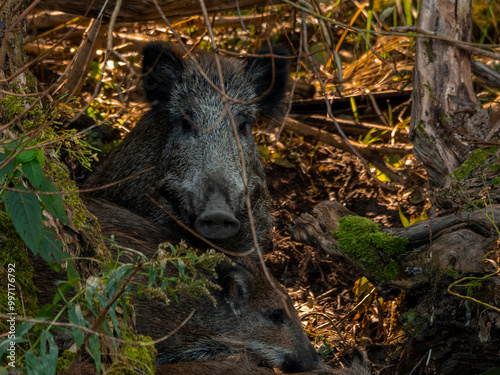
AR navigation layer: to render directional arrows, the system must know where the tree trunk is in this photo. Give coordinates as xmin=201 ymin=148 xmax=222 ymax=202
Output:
xmin=0 ymin=0 xmax=33 ymax=94
xmin=409 ymin=0 xmax=492 ymax=204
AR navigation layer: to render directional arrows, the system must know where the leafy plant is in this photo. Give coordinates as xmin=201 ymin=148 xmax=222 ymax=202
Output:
xmin=1 ymin=139 xmax=70 ymax=270
xmin=0 ymin=238 xmax=227 ymax=374
xmin=358 ymin=128 xmax=385 ymax=145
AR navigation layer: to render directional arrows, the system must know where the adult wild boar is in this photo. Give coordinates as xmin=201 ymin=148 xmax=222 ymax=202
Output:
xmin=82 ymin=197 xmax=330 ymax=373
xmin=86 ymin=42 xmax=289 ymax=253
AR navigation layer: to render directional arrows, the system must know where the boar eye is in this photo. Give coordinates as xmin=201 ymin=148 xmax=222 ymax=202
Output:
xmin=238 ymin=121 xmax=248 ymax=133
xmin=268 ymin=309 xmax=287 ymax=325
xmin=182 ymin=117 xmax=193 ymax=133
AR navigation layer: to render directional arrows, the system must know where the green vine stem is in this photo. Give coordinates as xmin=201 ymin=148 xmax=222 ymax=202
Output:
xmin=447 ymin=271 xmax=500 ymax=313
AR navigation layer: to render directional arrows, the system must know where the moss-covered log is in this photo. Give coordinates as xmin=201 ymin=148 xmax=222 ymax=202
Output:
xmin=289 ymin=199 xmax=500 ymax=374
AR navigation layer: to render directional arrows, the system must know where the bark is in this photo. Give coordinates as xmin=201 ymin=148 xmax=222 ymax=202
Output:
xmin=37 ymin=0 xmax=282 ymax=22
xmin=0 ymin=0 xmax=31 ymax=92
xmin=409 ymin=0 xmax=492 ymax=199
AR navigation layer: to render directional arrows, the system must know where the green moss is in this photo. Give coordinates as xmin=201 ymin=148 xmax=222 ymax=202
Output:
xmin=400 ymin=309 xmax=429 ymax=336
xmin=464 ymin=199 xmax=488 ymax=209
xmin=423 ymin=82 xmax=434 ymax=98
xmin=489 ymin=162 xmax=500 ymax=171
xmin=56 ymin=333 xmax=157 ymax=374
xmin=334 ymin=216 xmax=408 ymax=283
xmin=451 ymin=146 xmax=498 ymax=182
xmin=1 ymin=95 xmax=44 ymax=129
xmin=0 ymin=210 xmax=38 ymax=331
xmin=442 ymin=267 xmax=461 ymax=278
xmin=43 ymin=160 xmax=90 ymax=230
xmin=56 ymin=350 xmax=75 ymax=373
xmin=416 ymin=120 xmax=425 ymax=134
xmin=109 ymin=333 xmax=156 ymax=375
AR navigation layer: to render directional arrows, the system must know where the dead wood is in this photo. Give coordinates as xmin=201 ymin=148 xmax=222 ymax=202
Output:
xmin=37 ymin=0 xmax=283 ymax=23
xmin=64 ymin=17 xmax=106 ymax=96
xmin=472 ymin=60 xmax=500 ymax=89
xmin=282 ymin=117 xmax=414 ymax=185
xmin=291 ymin=114 xmax=409 ymax=143
xmin=29 ymin=11 xmax=278 ymax=32
xmin=290 ymin=200 xmax=499 ymax=286
xmin=290 ymin=200 xmax=500 ymax=374
xmin=28 ymin=11 xmax=80 ymax=31
xmin=291 ymin=90 xmax=412 ymax=117
xmin=283 ymin=118 xmax=412 ymax=157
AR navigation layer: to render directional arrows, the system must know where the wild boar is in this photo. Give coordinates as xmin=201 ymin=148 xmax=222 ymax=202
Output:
xmin=82 ymin=197 xmax=330 ymax=373
xmin=86 ymin=42 xmax=289 ymax=253
xmin=154 ymin=352 xmax=371 ymax=375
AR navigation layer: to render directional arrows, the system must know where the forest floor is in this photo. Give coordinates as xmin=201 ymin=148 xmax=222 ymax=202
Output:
xmin=258 ymin=122 xmax=429 ymax=374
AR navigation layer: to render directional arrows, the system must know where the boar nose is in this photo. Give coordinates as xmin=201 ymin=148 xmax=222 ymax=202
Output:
xmin=194 ymin=209 xmax=241 ymax=240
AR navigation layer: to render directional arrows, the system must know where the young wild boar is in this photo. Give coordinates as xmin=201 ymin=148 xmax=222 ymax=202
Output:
xmin=86 ymin=42 xmax=289 ymax=253
xmin=82 ymin=197 xmax=330 ymax=373
xmin=155 ymin=353 xmax=371 ymax=375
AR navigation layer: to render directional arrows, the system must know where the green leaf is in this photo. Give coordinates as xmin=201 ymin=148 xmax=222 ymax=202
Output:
xmin=95 ymin=292 xmax=107 ymax=308
xmin=274 ymin=158 xmax=294 ymax=168
xmin=7 ymin=187 xmax=43 ymax=254
xmin=53 ymin=281 xmax=74 ymax=304
xmin=22 ymin=159 xmax=45 ymax=189
xmin=0 ymin=152 xmax=15 ymax=181
xmin=106 ymin=300 xmax=121 ymax=338
xmin=38 ymin=179 xmax=70 ymax=226
xmin=35 ymin=147 xmax=45 ymax=164
xmin=0 ymin=321 xmax=34 ymax=358
xmin=398 ymin=207 xmax=411 ymax=228
xmin=25 ymin=330 xmax=58 ymax=375
xmin=148 ymin=264 xmax=157 ymax=288
xmin=15 ymin=149 xmax=37 ymax=163
xmin=177 ymin=259 xmax=185 ymax=276
xmin=3 ymin=139 xmax=21 ymax=152
xmin=88 ymin=333 xmax=102 ymax=374
xmin=85 ymin=276 xmax=101 ymax=314
xmin=36 ymin=304 xmax=58 ymax=320
xmin=68 ymin=304 xmax=86 ymax=348
xmin=39 ymin=226 xmax=67 ymax=269
xmin=104 ymin=264 xmax=133 ymax=298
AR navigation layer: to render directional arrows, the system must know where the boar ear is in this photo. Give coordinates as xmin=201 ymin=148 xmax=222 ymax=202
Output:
xmin=142 ymin=42 xmax=184 ymax=104
xmin=217 ymin=264 xmax=253 ymax=311
xmin=246 ymin=45 xmax=289 ymax=115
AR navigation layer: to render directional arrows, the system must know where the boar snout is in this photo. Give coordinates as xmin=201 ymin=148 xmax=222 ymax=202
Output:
xmin=194 ymin=208 xmax=241 ymax=239
xmin=193 ymin=190 xmax=241 ymax=240
xmin=281 ymin=356 xmax=332 ymax=373
xmin=280 ymin=344 xmax=331 ymax=373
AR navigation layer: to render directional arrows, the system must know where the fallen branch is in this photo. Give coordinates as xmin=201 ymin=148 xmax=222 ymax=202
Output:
xmin=282 ymin=117 xmax=413 ymax=156
xmin=291 ymin=114 xmax=409 ymax=142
